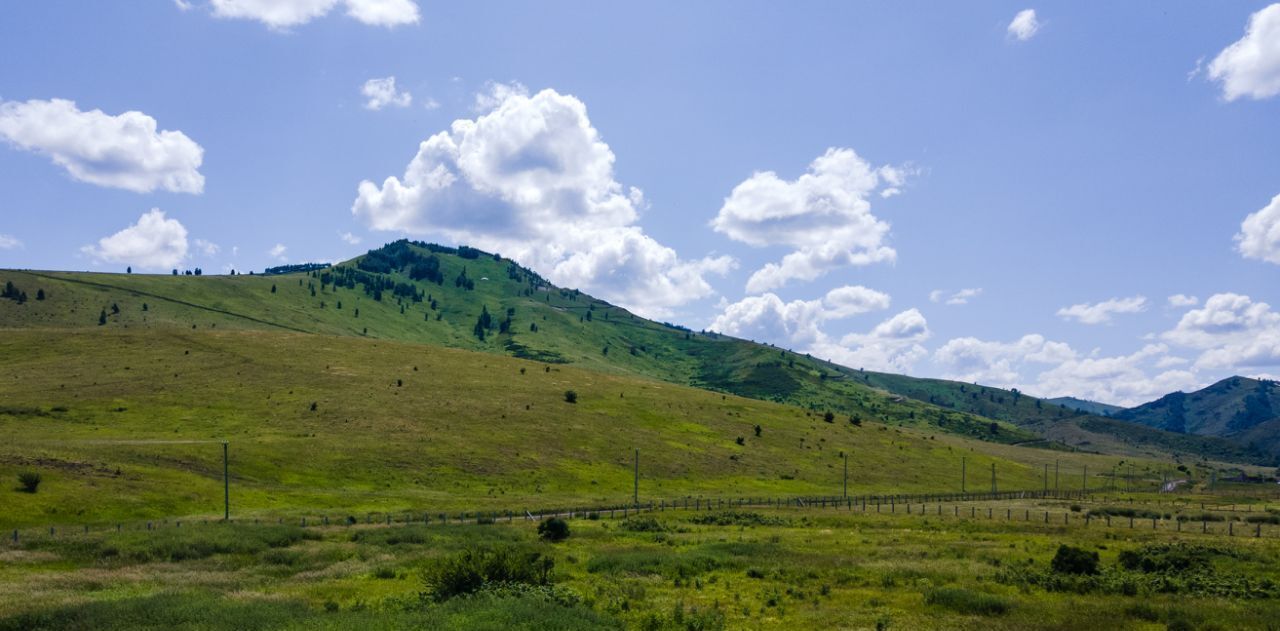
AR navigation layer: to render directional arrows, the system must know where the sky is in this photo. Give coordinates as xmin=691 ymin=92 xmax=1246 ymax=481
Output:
xmin=1 ymin=1 xmax=1279 ymax=406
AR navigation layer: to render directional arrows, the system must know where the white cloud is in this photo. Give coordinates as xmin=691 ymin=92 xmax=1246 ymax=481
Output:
xmin=1056 ymin=296 xmax=1147 ymax=325
xmin=1167 ymin=294 xmax=1199 ymax=308
xmin=811 ymin=309 xmax=931 ymax=373
xmin=1208 ymin=3 xmax=1280 ymax=101
xmin=208 ymin=0 xmax=418 ymax=29
xmin=194 ymin=238 xmax=220 ymax=256
xmin=352 ymin=84 xmax=733 ymax=318
xmin=710 ymin=285 xmax=891 ymax=346
xmin=0 ymin=234 xmax=21 ymax=250
xmin=269 ymin=243 xmax=288 ymax=261
xmin=934 ymin=333 xmax=1197 ymax=407
xmin=1163 ymin=293 xmax=1280 ymax=370
xmin=361 ymin=76 xmax=412 ymax=110
xmin=711 ymin=148 xmax=905 ymax=292
xmin=934 ymin=334 xmax=1076 ymax=386
xmin=81 ymin=209 xmax=189 ymax=270
xmin=0 ymin=98 xmax=204 ymax=194
xmin=930 ymin=288 xmax=982 ymax=306
xmin=1007 ymin=9 xmax=1041 ymax=41
xmin=422 ymin=97 xmax=441 ymax=110
xmin=343 ymin=0 xmax=420 ymax=27
xmin=1236 ymin=193 xmax=1280 ymax=264
xmin=340 ymin=231 xmax=362 ymax=245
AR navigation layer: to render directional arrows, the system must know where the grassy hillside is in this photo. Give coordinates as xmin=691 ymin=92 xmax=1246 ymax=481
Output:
xmin=1046 ymin=396 xmax=1125 ymax=417
xmin=0 ymin=327 xmax=1177 ymax=529
xmin=1115 ymin=377 xmax=1280 ymax=458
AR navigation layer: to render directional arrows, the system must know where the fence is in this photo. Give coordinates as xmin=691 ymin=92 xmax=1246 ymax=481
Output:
xmin=11 ymin=488 xmax=1278 ymax=546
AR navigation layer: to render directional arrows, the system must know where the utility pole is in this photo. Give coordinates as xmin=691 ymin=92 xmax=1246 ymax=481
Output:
xmin=961 ymin=457 xmax=966 ymax=493
xmin=1083 ymin=465 xmax=1088 ymax=493
xmin=1043 ymin=463 xmax=1048 ymax=493
xmin=1054 ymin=460 xmax=1060 ymax=493
xmin=633 ymin=448 xmax=639 ymax=507
xmin=842 ymin=452 xmax=848 ymax=499
xmin=990 ymin=462 xmax=996 ymax=493
xmin=222 ymin=441 xmax=230 ymax=521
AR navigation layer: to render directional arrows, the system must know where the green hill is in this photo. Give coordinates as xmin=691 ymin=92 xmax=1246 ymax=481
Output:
xmin=1114 ymin=376 xmax=1280 ymax=458
xmin=1046 ymin=396 xmax=1125 ymax=417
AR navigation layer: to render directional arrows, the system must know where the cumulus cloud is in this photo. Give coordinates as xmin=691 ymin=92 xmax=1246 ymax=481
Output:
xmin=710 ymin=285 xmax=891 ymax=345
xmin=1162 ymin=293 xmax=1280 ymax=370
xmin=81 ymin=209 xmax=189 ymax=270
xmin=339 ymin=231 xmax=362 ymax=245
xmin=1007 ymin=9 xmax=1041 ymax=41
xmin=194 ymin=238 xmax=220 ymax=256
xmin=0 ymin=234 xmax=21 ymax=250
xmin=1056 ymin=296 xmax=1147 ymax=325
xmin=930 ymin=288 xmax=982 ymax=306
xmin=934 ymin=333 xmax=1196 ymax=406
xmin=1208 ymin=3 xmax=1280 ymax=101
xmin=362 ymin=76 xmax=412 ymax=110
xmin=352 ymin=84 xmax=733 ymax=318
xmin=1167 ymin=294 xmax=1199 ymax=308
xmin=1236 ymin=193 xmax=1280 ymax=264
xmin=711 ymin=148 xmax=905 ymax=292
xmin=207 ymin=0 xmax=418 ymax=29
xmin=0 ymin=98 xmax=204 ymax=194
xmin=269 ymin=243 xmax=288 ymax=261
xmin=810 ymin=309 xmax=931 ymax=373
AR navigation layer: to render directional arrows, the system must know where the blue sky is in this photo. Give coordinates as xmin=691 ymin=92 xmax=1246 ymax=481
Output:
xmin=1 ymin=1 xmax=1279 ymax=405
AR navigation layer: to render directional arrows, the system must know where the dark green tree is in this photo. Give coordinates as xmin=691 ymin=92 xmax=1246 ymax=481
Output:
xmin=98 ymin=309 xmax=107 ymax=325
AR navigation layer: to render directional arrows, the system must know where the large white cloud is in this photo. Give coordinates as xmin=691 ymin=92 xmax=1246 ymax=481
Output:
xmin=710 ymin=285 xmax=890 ymax=345
xmin=934 ymin=333 xmax=1197 ymax=406
xmin=352 ymin=85 xmax=733 ymax=318
xmin=81 ymin=209 xmax=189 ymax=270
xmin=1237 ymin=193 xmax=1280 ymax=264
xmin=361 ymin=76 xmax=412 ymax=110
xmin=207 ymin=0 xmax=418 ymax=29
xmin=1208 ymin=3 xmax=1280 ymax=101
xmin=1163 ymin=293 xmax=1280 ymax=370
xmin=1056 ymin=295 xmax=1147 ymax=325
xmin=711 ymin=148 xmax=903 ymax=293
xmin=0 ymin=99 xmax=204 ymax=194
xmin=1007 ymin=9 xmax=1041 ymax=41
xmin=810 ymin=308 xmax=931 ymax=373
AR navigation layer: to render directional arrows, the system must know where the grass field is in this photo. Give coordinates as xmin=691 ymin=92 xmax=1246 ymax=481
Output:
xmin=0 ymin=327 xmax=1206 ymax=531
xmin=3 ymin=498 xmax=1280 ymax=630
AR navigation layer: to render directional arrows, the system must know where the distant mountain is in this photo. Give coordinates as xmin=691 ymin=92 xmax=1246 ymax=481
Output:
xmin=1115 ymin=377 xmax=1280 ymax=458
xmin=1046 ymin=397 xmax=1125 ymax=417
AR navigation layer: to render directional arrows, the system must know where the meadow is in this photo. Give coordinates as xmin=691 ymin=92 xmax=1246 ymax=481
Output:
xmin=3 ymin=496 xmax=1280 ymax=630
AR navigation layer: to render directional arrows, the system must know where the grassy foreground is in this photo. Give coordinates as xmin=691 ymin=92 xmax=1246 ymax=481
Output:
xmin=0 ymin=327 xmax=1189 ymax=530
xmin=3 ymin=498 xmax=1280 ymax=630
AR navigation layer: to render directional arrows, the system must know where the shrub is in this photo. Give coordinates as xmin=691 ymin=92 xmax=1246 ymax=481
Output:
xmin=619 ymin=516 xmax=666 ymax=533
xmin=823 ymin=411 xmax=835 ymax=423
xmin=1051 ymin=545 xmax=1099 ymax=575
xmin=422 ymin=545 xmax=554 ymax=602
xmin=538 ymin=517 xmax=570 ymax=542
xmin=17 ymin=471 xmax=40 ymax=493
xmin=563 ymin=390 xmax=578 ymax=404
xmin=924 ymin=587 xmax=1010 ymax=616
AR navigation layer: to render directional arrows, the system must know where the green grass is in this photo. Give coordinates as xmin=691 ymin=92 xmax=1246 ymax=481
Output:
xmin=3 ymin=501 xmax=1280 ymax=629
xmin=0 ymin=327 xmax=1175 ymax=529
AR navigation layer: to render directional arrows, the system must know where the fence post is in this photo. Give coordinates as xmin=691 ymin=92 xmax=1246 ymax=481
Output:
xmin=10 ymin=530 xmax=15 ymax=545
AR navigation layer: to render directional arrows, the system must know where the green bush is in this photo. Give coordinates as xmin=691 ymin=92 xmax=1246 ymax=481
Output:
xmin=563 ymin=390 xmax=578 ymax=404
xmin=1051 ymin=545 xmax=1099 ymax=575
xmin=923 ymin=587 xmax=1010 ymax=616
xmin=17 ymin=471 xmax=40 ymax=493
xmin=688 ymin=511 xmax=788 ymax=527
xmin=619 ymin=516 xmax=666 ymax=533
xmin=538 ymin=517 xmax=570 ymax=542
xmin=422 ymin=545 xmax=555 ymax=602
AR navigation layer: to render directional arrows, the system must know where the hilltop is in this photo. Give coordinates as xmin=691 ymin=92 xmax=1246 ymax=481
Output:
xmin=1115 ymin=376 xmax=1280 ymax=459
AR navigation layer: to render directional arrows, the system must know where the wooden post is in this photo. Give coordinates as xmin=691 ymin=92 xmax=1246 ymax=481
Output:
xmin=633 ymin=448 xmax=639 ymax=507
xmin=222 ymin=441 xmax=230 ymax=521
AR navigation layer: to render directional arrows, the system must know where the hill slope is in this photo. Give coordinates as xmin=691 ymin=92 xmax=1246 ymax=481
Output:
xmin=1046 ymin=396 xmax=1125 ymax=417
xmin=1 ymin=240 xmax=1269 ymax=467
xmin=1115 ymin=376 xmax=1280 ymax=458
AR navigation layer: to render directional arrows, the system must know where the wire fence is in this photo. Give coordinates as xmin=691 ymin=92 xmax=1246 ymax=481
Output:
xmin=8 ymin=488 xmax=1279 ymax=546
